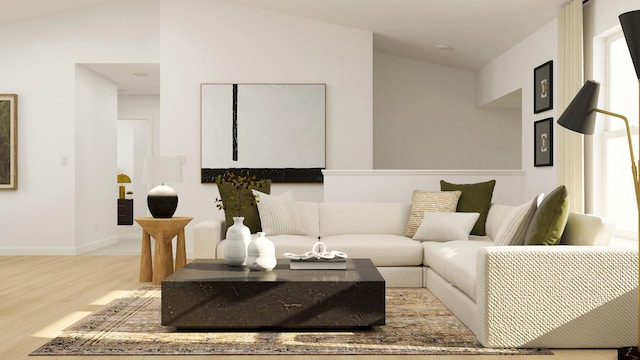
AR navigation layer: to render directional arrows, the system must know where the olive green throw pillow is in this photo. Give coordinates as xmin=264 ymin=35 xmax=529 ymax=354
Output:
xmin=440 ymin=179 xmax=496 ymax=236
xmin=524 ymin=185 xmax=569 ymax=246
xmin=218 ymin=180 xmax=271 ymax=233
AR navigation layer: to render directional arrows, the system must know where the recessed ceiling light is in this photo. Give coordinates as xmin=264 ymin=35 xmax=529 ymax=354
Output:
xmin=436 ymin=45 xmax=454 ymax=51
xmin=133 ymin=72 xmax=147 ymax=77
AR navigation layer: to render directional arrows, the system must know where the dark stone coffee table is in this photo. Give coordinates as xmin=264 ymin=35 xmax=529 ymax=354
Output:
xmin=161 ymin=258 xmax=385 ymax=330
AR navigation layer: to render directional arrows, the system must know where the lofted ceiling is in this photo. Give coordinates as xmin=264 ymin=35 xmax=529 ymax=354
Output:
xmin=225 ymin=0 xmax=569 ymax=70
xmin=0 ymin=0 xmax=570 ymax=94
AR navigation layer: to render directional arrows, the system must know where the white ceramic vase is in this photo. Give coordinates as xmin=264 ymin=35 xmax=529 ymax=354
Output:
xmin=246 ymin=232 xmax=277 ymax=271
xmin=224 ymin=217 xmax=251 ymax=266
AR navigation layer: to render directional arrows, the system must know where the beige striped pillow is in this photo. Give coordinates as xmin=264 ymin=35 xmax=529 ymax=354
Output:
xmin=494 ymin=193 xmax=543 ymax=246
xmin=405 ymin=190 xmax=461 ymax=238
xmin=253 ymin=190 xmax=306 ymax=236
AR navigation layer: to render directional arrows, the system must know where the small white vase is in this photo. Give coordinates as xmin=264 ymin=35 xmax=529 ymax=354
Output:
xmin=224 ymin=217 xmax=251 ymax=266
xmin=246 ymin=232 xmax=277 ymax=271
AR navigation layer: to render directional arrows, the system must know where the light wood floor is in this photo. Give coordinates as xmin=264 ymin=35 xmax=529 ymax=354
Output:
xmin=0 ymin=255 xmax=618 ymax=359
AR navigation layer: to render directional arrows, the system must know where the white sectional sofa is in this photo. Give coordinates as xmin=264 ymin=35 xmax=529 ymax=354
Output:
xmin=192 ymin=201 xmax=638 ymax=349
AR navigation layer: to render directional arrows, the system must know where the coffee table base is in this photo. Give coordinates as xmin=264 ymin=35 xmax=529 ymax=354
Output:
xmin=161 ymin=259 xmax=385 ymax=330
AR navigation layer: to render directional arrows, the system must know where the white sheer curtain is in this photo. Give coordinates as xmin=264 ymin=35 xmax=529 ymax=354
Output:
xmin=556 ymin=0 xmax=585 ymax=213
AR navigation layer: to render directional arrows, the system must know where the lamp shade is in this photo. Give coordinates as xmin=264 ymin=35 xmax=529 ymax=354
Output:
xmin=557 ymin=80 xmax=600 ymax=135
xmin=117 ymin=173 xmax=131 ymax=183
xmin=619 ymin=10 xmax=640 ymax=79
xmin=142 ymin=157 xmax=183 ymax=184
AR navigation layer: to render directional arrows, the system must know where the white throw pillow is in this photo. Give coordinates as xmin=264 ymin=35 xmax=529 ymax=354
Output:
xmin=253 ymin=190 xmax=306 ymax=236
xmin=494 ymin=193 xmax=544 ymax=246
xmin=412 ymin=212 xmax=480 ymax=242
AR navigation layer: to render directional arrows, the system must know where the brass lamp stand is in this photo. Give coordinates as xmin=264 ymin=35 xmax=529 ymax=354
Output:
xmin=557 ymin=9 xmax=640 ymax=359
xmin=617 ymin=9 xmax=640 ymax=360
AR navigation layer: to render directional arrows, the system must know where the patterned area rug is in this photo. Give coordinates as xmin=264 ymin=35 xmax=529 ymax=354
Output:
xmin=31 ymin=286 xmax=552 ymax=356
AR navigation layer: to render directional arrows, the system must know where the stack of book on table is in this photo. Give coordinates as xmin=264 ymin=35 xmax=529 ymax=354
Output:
xmin=289 ymin=257 xmax=347 ymax=270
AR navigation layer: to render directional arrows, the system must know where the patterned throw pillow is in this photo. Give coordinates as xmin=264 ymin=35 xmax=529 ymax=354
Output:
xmin=253 ymin=190 xmax=306 ymax=236
xmin=405 ymin=190 xmax=461 ymax=238
xmin=494 ymin=193 xmax=544 ymax=246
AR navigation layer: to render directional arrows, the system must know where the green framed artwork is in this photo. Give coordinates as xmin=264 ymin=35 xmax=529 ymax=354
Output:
xmin=0 ymin=94 xmax=17 ymax=189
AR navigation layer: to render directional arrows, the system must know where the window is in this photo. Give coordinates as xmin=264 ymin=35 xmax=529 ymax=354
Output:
xmin=600 ymin=31 xmax=639 ymax=239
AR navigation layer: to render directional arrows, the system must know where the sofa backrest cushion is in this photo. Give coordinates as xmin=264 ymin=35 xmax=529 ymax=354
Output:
xmin=560 ymin=212 xmax=615 ymax=246
xmin=295 ymin=201 xmax=320 ymax=238
xmin=319 ymin=202 xmax=410 ymax=237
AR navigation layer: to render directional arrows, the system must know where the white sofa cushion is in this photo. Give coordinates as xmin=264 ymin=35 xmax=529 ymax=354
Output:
xmin=295 ymin=201 xmax=320 ymax=238
xmin=321 ymin=234 xmax=423 ymax=266
xmin=561 ymin=212 xmax=615 ymax=246
xmin=413 ymin=212 xmax=479 ymax=242
xmin=319 ymin=203 xmax=410 ymax=237
xmin=423 ymin=239 xmax=493 ymax=301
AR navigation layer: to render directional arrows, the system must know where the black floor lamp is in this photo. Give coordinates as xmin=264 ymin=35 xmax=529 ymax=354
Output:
xmin=557 ymin=9 xmax=640 ymax=360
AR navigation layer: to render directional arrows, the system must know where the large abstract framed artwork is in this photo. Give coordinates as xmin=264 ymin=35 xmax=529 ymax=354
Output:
xmin=0 ymin=94 xmax=17 ymax=189
xmin=534 ymin=118 xmax=553 ymax=167
xmin=201 ymin=83 xmax=326 ymax=183
xmin=534 ymin=61 xmax=553 ymax=114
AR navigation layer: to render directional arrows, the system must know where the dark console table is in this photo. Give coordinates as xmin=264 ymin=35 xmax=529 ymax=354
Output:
xmin=161 ymin=258 xmax=385 ymax=330
xmin=117 ymin=199 xmax=133 ymax=225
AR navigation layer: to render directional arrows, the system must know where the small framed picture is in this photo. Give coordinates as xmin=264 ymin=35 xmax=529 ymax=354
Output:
xmin=534 ymin=61 xmax=553 ymax=113
xmin=534 ymin=118 xmax=553 ymax=167
xmin=0 ymin=94 xmax=17 ymax=189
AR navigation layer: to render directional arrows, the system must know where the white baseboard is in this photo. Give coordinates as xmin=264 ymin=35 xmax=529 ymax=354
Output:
xmin=76 ymin=236 xmax=119 ymax=254
xmin=0 ymin=235 xmax=119 ymax=255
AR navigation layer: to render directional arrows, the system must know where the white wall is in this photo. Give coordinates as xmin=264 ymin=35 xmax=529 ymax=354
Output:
xmin=373 ymin=52 xmax=521 ymax=170
xmin=158 ymin=0 xmax=374 ymax=248
xmin=324 ymin=169 xmax=526 ymax=205
xmin=75 ymin=65 xmax=119 ymax=253
xmin=478 ymin=19 xmax=559 ymax=200
xmin=0 ymin=0 xmax=159 ymax=254
xmin=118 ymin=95 xmax=160 ymax=218
xmin=0 ymin=0 xmax=372 ymax=255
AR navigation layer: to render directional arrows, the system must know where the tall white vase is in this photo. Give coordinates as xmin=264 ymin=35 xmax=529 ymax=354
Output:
xmin=246 ymin=232 xmax=277 ymax=271
xmin=224 ymin=217 xmax=251 ymax=266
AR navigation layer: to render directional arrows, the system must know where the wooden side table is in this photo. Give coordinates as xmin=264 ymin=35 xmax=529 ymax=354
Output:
xmin=135 ymin=217 xmax=193 ymax=285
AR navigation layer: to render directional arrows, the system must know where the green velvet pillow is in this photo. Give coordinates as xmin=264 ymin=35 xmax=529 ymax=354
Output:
xmin=217 ymin=180 xmax=271 ymax=233
xmin=440 ymin=179 xmax=496 ymax=236
xmin=524 ymin=185 xmax=569 ymax=245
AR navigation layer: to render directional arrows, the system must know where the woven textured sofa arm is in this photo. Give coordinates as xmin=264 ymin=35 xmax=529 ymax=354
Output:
xmin=476 ymin=246 xmax=638 ymax=348
xmin=192 ymin=219 xmax=225 ymax=259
